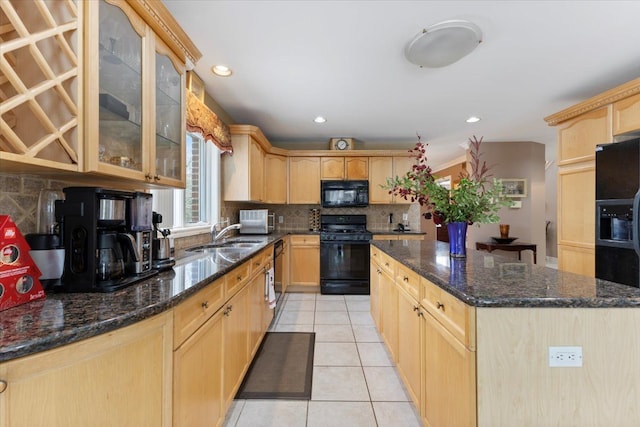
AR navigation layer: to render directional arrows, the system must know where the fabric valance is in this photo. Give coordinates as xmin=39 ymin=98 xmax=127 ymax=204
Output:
xmin=186 ymin=90 xmax=233 ymax=153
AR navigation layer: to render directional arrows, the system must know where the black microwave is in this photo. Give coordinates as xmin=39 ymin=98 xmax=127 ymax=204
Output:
xmin=321 ymin=180 xmax=369 ymax=208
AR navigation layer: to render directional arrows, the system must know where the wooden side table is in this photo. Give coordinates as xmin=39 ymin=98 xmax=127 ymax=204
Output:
xmin=475 ymin=241 xmax=537 ymax=264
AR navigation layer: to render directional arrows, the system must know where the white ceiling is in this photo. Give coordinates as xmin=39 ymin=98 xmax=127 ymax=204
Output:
xmin=164 ymin=0 xmax=640 ymax=168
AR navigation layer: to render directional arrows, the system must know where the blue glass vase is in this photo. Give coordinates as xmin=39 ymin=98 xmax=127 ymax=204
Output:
xmin=447 ymin=221 xmax=468 ymax=258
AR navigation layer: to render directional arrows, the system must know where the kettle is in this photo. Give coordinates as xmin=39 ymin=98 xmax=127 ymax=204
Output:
xmin=96 ymin=232 xmax=125 ymax=281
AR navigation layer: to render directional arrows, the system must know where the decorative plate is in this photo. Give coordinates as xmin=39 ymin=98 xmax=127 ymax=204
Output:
xmin=491 ymin=237 xmax=518 ymax=244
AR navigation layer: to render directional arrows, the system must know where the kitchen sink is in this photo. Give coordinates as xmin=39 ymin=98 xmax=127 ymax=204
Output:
xmin=186 ymin=240 xmax=263 ymax=252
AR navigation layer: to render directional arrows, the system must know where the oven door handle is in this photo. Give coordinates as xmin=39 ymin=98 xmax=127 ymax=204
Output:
xmin=633 ymin=190 xmax=640 ymax=257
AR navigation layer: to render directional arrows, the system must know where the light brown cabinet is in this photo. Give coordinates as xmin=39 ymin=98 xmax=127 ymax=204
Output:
xmin=222 ymin=283 xmax=249 ymax=411
xmin=85 ymin=0 xmax=187 ymax=186
xmin=369 ymin=156 xmax=415 ymax=204
xmin=422 ymin=308 xmax=476 ymax=427
xmin=320 ymin=156 xmax=369 ymax=180
xmin=320 ymin=157 xmax=345 ymax=179
xmin=379 ymin=266 xmax=398 ymax=361
xmin=613 ymin=92 xmax=640 ymax=135
xmin=396 ymin=286 xmax=422 ymax=407
xmin=172 ymin=277 xmax=226 ymax=427
xmin=554 ymin=108 xmax=608 ymax=276
xmin=546 ymin=78 xmax=640 ymax=277
xmin=288 ymin=235 xmax=320 ymax=290
xmin=0 ymin=0 xmax=198 ymax=188
xmin=0 ymin=312 xmax=173 ymax=427
xmin=173 ymin=310 xmax=224 ymax=427
xmin=265 ymin=154 xmax=287 ymax=203
xmin=346 ymin=157 xmax=369 ymax=179
xmin=289 ymin=157 xmax=321 ymax=204
xmin=369 ymin=258 xmax=382 ymax=330
xmin=372 ymin=247 xmax=477 ymax=426
xmin=223 ymin=134 xmax=265 ymax=202
xmin=0 ymin=0 xmax=81 ymax=173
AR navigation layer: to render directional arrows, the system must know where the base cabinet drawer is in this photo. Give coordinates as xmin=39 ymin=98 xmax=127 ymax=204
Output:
xmin=420 ymin=277 xmax=475 ymax=349
xmin=174 ymin=278 xmax=225 ymax=348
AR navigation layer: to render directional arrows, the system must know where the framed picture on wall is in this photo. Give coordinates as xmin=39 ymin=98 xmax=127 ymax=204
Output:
xmin=499 ymin=178 xmax=527 ymax=197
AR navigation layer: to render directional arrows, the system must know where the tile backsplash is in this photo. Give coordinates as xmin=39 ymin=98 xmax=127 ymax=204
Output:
xmin=0 ymin=174 xmax=71 ymax=234
xmin=0 ymin=173 xmax=422 ymax=242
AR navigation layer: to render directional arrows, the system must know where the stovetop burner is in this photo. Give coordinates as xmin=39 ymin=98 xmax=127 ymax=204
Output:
xmin=320 ymin=214 xmax=371 ymax=241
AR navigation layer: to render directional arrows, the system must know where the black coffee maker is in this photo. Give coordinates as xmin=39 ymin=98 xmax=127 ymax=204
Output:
xmin=55 ymin=187 xmax=157 ymax=292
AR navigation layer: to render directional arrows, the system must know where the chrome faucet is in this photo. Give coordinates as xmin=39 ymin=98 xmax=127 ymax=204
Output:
xmin=211 ymin=222 xmax=242 ymax=242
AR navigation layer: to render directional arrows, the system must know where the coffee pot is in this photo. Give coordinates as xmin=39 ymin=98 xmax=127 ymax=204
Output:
xmin=96 ymin=232 xmax=125 ymax=281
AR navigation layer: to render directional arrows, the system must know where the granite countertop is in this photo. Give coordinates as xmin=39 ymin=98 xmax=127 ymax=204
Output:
xmin=373 ymin=240 xmax=640 ymax=308
xmin=0 ymin=233 xmax=285 ymax=363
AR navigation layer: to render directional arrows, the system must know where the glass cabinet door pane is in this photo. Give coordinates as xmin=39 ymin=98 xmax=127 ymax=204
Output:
xmin=155 ymin=52 xmax=182 ymax=179
xmin=98 ymin=0 xmax=143 ymax=172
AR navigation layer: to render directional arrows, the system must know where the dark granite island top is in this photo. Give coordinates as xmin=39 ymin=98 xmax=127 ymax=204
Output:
xmin=0 ymin=234 xmax=285 ymax=362
xmin=372 ymin=240 xmax=640 ymax=308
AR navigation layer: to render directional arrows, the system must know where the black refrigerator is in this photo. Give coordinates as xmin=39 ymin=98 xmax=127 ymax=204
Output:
xmin=595 ymin=137 xmax=640 ymax=287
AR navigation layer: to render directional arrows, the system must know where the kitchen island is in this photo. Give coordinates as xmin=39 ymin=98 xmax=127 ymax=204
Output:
xmin=371 ymin=239 xmax=640 ymax=427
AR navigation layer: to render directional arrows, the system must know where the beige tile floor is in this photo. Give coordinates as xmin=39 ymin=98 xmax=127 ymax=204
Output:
xmin=223 ymin=293 xmax=422 ymax=427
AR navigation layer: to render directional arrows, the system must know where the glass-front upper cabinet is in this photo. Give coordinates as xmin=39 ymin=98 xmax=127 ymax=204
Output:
xmin=85 ymin=0 xmax=189 ymax=187
xmin=154 ymin=39 xmax=185 ymax=185
xmin=95 ymin=0 xmax=144 ymax=175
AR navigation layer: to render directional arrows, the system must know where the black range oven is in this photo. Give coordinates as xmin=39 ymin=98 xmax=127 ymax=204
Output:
xmin=320 ymin=215 xmax=372 ymax=294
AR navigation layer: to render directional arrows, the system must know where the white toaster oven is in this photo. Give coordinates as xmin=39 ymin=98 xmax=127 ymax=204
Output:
xmin=239 ymin=209 xmax=275 ymax=234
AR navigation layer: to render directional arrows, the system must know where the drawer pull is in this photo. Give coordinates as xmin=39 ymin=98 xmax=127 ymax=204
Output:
xmin=403 ymin=276 xmax=409 ymax=282
xmin=413 ymin=305 xmax=419 ymax=312
xmin=223 ymin=308 xmax=230 ymax=316
xmin=153 ymin=175 xmax=160 ymax=181
xmin=0 ymin=380 xmax=6 ymax=393
xmin=384 ymin=262 xmax=390 ymax=267
xmin=201 ymin=301 xmax=209 ymax=309
xmin=436 ymin=301 xmax=445 ymax=310
xmin=376 ymin=268 xmax=381 ymax=274
xmin=228 ymin=304 xmax=233 ymax=312
xmin=237 ymin=275 xmax=242 ymax=281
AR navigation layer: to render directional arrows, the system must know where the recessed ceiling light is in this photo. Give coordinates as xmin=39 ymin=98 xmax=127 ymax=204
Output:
xmin=211 ymin=65 xmax=232 ymax=77
xmin=466 ymin=116 xmax=481 ymax=123
xmin=314 ymin=116 xmax=327 ymax=124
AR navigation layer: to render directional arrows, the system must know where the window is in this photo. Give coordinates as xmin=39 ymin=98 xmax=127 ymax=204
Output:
xmin=152 ymin=132 xmax=220 ymax=237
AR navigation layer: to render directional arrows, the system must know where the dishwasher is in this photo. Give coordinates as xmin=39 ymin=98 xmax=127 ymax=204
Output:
xmin=273 ymin=239 xmax=284 ymax=317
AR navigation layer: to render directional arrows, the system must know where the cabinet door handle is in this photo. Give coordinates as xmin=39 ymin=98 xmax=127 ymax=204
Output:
xmin=223 ymin=308 xmax=230 ymax=316
xmin=154 ymin=175 xmax=160 ymax=181
xmin=201 ymin=301 xmax=209 ymax=309
xmin=145 ymin=173 xmax=152 ymax=180
xmin=376 ymin=269 xmax=381 ymax=274
xmin=417 ymin=311 xmax=424 ymax=317
xmin=0 ymin=380 xmax=6 ymax=393
xmin=436 ymin=301 xmax=445 ymax=310
xmin=228 ymin=304 xmax=233 ymax=312
xmin=413 ymin=305 xmax=419 ymax=312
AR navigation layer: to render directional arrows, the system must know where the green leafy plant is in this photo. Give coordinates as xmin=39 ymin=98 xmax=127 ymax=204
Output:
xmin=385 ymin=135 xmax=509 ymax=225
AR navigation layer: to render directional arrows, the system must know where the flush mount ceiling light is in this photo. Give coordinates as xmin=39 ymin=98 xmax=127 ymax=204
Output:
xmin=466 ymin=116 xmax=481 ymax=123
xmin=405 ymin=20 xmax=482 ymax=68
xmin=211 ymin=65 xmax=232 ymax=77
xmin=313 ymin=116 xmax=327 ymax=124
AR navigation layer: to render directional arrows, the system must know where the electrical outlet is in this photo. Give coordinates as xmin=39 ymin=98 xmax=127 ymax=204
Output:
xmin=402 ymin=213 xmax=409 ymax=221
xmin=278 ymin=216 xmax=284 ymax=224
xmin=549 ymin=346 xmax=583 ymax=367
